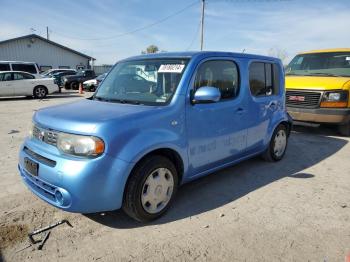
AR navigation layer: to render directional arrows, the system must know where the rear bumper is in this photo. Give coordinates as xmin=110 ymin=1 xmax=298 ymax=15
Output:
xmin=287 ymin=107 xmax=350 ymax=124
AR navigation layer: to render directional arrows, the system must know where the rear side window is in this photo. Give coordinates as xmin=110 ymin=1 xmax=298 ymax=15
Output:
xmin=0 ymin=63 xmax=10 ymax=71
xmin=194 ymin=60 xmax=239 ymax=100
xmin=249 ymin=62 xmax=279 ymax=96
xmin=12 ymin=64 xmax=37 ymax=74
xmin=0 ymin=73 xmax=12 ymax=81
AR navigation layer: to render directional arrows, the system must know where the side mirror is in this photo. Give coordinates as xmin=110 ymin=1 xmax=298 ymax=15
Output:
xmin=192 ymin=86 xmax=221 ymax=104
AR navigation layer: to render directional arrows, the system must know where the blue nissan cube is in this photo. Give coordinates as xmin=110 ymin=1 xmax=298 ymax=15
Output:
xmin=18 ymin=51 xmax=292 ymax=222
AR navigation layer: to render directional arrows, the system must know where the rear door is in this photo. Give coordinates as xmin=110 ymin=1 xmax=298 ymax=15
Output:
xmin=12 ymin=72 xmax=35 ymax=95
xmin=0 ymin=72 xmax=14 ymax=96
xmin=245 ymin=61 xmax=281 ymax=153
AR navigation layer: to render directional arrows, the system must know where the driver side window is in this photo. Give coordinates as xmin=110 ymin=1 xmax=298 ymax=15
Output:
xmin=194 ymin=60 xmax=239 ymax=101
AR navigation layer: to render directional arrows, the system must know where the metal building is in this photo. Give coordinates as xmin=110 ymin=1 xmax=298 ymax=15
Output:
xmin=0 ymin=34 xmax=95 ymax=71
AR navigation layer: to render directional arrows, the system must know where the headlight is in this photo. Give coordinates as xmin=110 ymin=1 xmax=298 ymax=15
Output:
xmin=57 ymin=133 xmax=105 ymax=157
xmin=321 ymin=91 xmax=348 ymax=108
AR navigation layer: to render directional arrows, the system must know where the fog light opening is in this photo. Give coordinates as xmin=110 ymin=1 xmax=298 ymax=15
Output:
xmin=54 ymin=190 xmax=64 ymax=205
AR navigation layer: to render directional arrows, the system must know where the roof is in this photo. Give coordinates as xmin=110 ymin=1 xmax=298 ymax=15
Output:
xmin=299 ymin=48 xmax=350 ymax=54
xmin=121 ymin=51 xmax=278 ymax=62
xmin=0 ymin=34 xmax=95 ymax=60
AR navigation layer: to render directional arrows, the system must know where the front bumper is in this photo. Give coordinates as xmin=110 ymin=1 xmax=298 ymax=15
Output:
xmin=287 ymin=107 xmax=350 ymax=124
xmin=18 ymin=138 xmax=133 ymax=213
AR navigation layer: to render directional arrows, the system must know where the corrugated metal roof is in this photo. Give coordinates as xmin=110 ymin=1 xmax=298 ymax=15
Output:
xmin=0 ymin=34 xmax=95 ymax=60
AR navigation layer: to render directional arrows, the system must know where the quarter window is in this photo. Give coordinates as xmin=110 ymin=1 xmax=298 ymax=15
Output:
xmin=0 ymin=63 xmax=10 ymax=71
xmin=249 ymin=62 xmax=279 ymax=96
xmin=194 ymin=60 xmax=239 ymax=100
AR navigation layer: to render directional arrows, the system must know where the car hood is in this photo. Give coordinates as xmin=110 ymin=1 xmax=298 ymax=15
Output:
xmin=34 ymin=98 xmax=160 ymax=134
xmin=286 ymin=75 xmax=350 ymax=90
xmin=63 ymin=75 xmax=80 ymax=80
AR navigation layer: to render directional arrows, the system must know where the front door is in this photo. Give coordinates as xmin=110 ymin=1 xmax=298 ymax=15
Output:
xmin=0 ymin=72 xmax=14 ymax=96
xmin=186 ymin=59 xmax=248 ymax=177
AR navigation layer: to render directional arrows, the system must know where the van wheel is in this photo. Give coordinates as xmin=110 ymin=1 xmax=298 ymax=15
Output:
xmin=262 ymin=124 xmax=288 ymax=162
xmin=338 ymin=122 xmax=350 ymax=137
xmin=70 ymin=82 xmax=79 ymax=90
xmin=123 ymin=155 xmax=178 ymax=222
xmin=33 ymin=86 xmax=48 ymax=99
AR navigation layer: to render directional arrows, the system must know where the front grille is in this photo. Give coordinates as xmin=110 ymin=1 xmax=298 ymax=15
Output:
xmin=286 ymin=90 xmax=322 ymax=108
xmin=33 ymin=125 xmax=58 ymax=146
xmin=23 ymin=147 xmax=56 ymax=167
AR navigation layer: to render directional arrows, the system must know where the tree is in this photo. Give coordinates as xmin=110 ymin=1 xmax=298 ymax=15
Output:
xmin=142 ymin=45 xmax=159 ymax=54
xmin=267 ymin=47 xmax=288 ymax=65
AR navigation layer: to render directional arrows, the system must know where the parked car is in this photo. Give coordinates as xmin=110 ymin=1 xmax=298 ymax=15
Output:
xmin=52 ymin=70 xmax=78 ymax=92
xmin=0 ymin=71 xmax=58 ymax=98
xmin=0 ymin=61 xmax=41 ymax=78
xmin=83 ymin=73 xmax=107 ymax=92
xmin=62 ymin=69 xmax=96 ymax=90
xmin=18 ymin=51 xmax=292 ymax=222
xmin=41 ymin=69 xmax=76 ymax=78
xmin=285 ymin=48 xmax=350 ymax=136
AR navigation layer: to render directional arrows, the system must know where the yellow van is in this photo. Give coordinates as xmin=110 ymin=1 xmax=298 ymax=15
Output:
xmin=285 ymin=49 xmax=350 ymax=136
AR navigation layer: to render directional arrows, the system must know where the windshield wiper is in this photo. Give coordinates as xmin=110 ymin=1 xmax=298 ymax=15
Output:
xmin=94 ymin=97 xmax=142 ymax=105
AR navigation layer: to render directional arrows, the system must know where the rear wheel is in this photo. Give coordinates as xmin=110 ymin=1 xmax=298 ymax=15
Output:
xmin=123 ymin=155 xmax=178 ymax=222
xmin=33 ymin=86 xmax=48 ymax=99
xmin=262 ymin=124 xmax=288 ymax=162
xmin=338 ymin=122 xmax=350 ymax=137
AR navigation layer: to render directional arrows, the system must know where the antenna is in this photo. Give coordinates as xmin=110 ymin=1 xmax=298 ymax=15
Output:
xmin=200 ymin=0 xmax=205 ymax=50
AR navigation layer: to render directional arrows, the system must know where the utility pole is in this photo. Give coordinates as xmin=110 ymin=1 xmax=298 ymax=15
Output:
xmin=200 ymin=0 xmax=205 ymax=51
xmin=46 ymin=26 xmax=49 ymax=40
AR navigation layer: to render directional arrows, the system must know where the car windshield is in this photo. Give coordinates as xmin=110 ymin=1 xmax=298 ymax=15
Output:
xmin=41 ymin=70 xmax=52 ymax=76
xmin=94 ymin=59 xmax=189 ymax=105
xmin=96 ymin=73 xmax=106 ymax=81
xmin=286 ymin=52 xmax=350 ymax=77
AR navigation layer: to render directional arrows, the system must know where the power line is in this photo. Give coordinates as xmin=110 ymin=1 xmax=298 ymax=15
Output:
xmin=52 ymin=1 xmax=199 ymax=41
xmin=186 ymin=20 xmax=201 ymax=51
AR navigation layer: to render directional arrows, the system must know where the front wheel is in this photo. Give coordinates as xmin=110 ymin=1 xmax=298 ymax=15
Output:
xmin=338 ymin=122 xmax=350 ymax=137
xmin=262 ymin=124 xmax=288 ymax=162
xmin=70 ymin=82 xmax=79 ymax=90
xmin=33 ymin=86 xmax=48 ymax=99
xmin=123 ymin=156 xmax=178 ymax=222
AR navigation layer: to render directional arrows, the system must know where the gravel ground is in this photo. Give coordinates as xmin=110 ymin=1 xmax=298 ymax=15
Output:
xmin=0 ymin=92 xmax=349 ymax=262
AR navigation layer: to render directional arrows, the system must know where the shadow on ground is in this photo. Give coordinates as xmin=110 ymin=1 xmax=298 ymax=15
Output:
xmin=85 ymin=127 xmax=348 ymax=228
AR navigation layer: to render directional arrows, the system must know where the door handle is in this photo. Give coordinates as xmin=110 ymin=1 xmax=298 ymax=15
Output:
xmin=235 ymin=108 xmax=245 ymax=115
xmin=268 ymin=102 xmax=277 ymax=109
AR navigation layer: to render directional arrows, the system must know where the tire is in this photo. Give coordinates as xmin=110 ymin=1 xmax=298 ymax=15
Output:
xmin=70 ymin=81 xmax=79 ymax=90
xmin=33 ymin=86 xmax=48 ymax=99
xmin=338 ymin=122 xmax=350 ymax=137
xmin=123 ymin=155 xmax=178 ymax=222
xmin=262 ymin=124 xmax=288 ymax=162
xmin=89 ymin=85 xmax=96 ymax=92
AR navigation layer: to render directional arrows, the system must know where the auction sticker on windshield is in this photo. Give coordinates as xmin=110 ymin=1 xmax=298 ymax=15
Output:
xmin=158 ymin=64 xmax=185 ymax=73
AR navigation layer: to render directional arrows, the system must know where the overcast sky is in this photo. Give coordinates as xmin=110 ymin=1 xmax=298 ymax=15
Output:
xmin=0 ymin=0 xmax=349 ymax=65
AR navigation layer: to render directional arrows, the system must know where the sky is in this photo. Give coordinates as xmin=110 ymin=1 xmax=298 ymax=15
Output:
xmin=0 ymin=0 xmax=349 ymax=65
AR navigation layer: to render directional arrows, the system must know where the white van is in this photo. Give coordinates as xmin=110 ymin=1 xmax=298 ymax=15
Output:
xmin=0 ymin=61 xmax=41 ymax=78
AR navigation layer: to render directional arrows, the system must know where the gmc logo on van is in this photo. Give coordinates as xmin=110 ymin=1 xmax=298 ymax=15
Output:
xmin=289 ymin=95 xmax=305 ymax=102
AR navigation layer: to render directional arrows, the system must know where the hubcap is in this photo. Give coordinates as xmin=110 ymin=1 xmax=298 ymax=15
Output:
xmin=36 ymin=87 xmax=46 ymax=98
xmin=141 ymin=168 xmax=174 ymax=214
xmin=274 ymin=129 xmax=287 ymax=157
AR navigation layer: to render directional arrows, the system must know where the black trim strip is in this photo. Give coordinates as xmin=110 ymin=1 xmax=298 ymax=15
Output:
xmin=24 ymin=147 xmax=56 ymax=167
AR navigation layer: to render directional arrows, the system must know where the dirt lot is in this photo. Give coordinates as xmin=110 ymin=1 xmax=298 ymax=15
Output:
xmin=0 ymin=92 xmax=349 ymax=262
